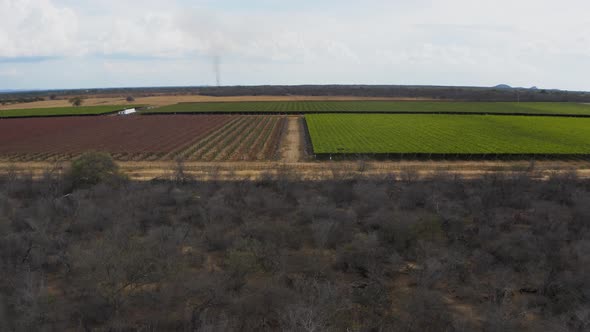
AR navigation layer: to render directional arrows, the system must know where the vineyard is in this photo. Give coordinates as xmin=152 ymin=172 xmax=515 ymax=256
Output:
xmin=0 ymin=105 xmax=135 ymax=118
xmin=305 ymin=114 xmax=590 ymax=156
xmin=146 ymin=101 xmax=590 ymax=116
xmin=4 ymin=100 xmax=590 ymax=163
xmin=171 ymin=115 xmax=285 ymax=161
xmin=0 ymin=115 xmax=284 ymax=162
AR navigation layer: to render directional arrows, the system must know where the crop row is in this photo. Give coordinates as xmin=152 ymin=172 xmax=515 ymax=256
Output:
xmin=182 ymin=116 xmax=285 ymax=161
xmin=305 ymin=114 xmax=590 ymax=155
xmin=0 ymin=115 xmax=285 ymax=162
xmin=0 ymin=115 xmax=232 ymax=162
xmin=146 ymin=101 xmax=590 ymax=116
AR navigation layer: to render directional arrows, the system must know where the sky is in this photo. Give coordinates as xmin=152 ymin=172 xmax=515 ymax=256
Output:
xmin=1 ymin=0 xmax=589 ymax=91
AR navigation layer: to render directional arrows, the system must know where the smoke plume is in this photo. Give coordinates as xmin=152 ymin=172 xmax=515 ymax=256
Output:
xmin=213 ymin=55 xmax=221 ymax=86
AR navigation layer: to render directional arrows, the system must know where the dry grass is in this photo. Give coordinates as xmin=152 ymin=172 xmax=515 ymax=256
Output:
xmin=0 ymin=95 xmax=436 ymax=110
xmin=0 ymin=160 xmax=587 ymax=181
xmin=0 ymin=97 xmax=132 ymax=110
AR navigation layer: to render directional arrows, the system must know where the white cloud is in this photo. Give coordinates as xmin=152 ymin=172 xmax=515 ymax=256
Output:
xmin=0 ymin=0 xmax=78 ymax=57
xmin=0 ymin=67 xmax=18 ymax=77
xmin=1 ymin=0 xmax=590 ymax=90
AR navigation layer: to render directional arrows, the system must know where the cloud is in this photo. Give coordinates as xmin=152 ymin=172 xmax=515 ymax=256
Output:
xmin=1 ymin=0 xmax=589 ymax=90
xmin=0 ymin=56 xmax=58 ymax=63
xmin=0 ymin=0 xmax=78 ymax=57
xmin=0 ymin=67 xmax=18 ymax=77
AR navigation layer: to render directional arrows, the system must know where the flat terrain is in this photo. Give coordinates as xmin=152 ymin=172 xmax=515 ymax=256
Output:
xmin=0 ymin=105 xmax=134 ymax=117
xmin=0 ymin=115 xmax=231 ymax=161
xmin=280 ymin=116 xmax=303 ymax=162
xmin=0 ymin=115 xmax=284 ymax=162
xmin=146 ymin=101 xmax=590 ymax=115
xmin=1 ymin=160 xmax=587 ymax=181
xmin=0 ymin=95 xmax=431 ymax=110
xmin=3 ymin=97 xmax=590 ymax=168
xmin=174 ymin=115 xmax=285 ymax=161
xmin=306 ymin=114 xmax=590 ymax=155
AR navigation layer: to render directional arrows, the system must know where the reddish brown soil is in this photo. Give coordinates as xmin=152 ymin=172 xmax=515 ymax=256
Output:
xmin=183 ymin=116 xmax=285 ymax=161
xmin=0 ymin=115 xmax=232 ymax=161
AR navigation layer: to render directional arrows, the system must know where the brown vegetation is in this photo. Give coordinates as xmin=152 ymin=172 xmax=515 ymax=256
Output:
xmin=1 ymin=163 xmax=589 ymax=331
xmin=1 ymin=159 xmax=589 ymax=182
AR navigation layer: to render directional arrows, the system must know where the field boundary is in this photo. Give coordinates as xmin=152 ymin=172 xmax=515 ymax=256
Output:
xmin=0 ymin=106 xmax=141 ymax=119
xmin=141 ymin=110 xmax=590 ymax=118
xmin=311 ymin=153 xmax=590 ymax=161
xmin=2 ymin=160 xmax=588 ymax=181
xmin=0 ymin=111 xmax=122 ymax=119
xmin=301 ymin=116 xmax=314 ymax=159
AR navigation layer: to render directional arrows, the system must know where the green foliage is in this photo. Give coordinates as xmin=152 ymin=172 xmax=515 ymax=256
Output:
xmin=146 ymin=101 xmax=590 ymax=115
xmin=67 ymin=152 xmax=124 ymax=189
xmin=0 ymin=105 xmax=135 ymax=118
xmin=412 ymin=215 xmax=445 ymax=243
xmin=306 ymin=114 xmax=590 ymax=155
xmin=225 ymin=239 xmax=265 ymax=275
xmin=68 ymin=97 xmax=84 ymax=107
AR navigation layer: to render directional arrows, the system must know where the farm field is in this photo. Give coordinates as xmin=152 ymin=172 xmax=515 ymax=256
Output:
xmin=146 ymin=101 xmax=590 ymax=116
xmin=0 ymin=115 xmax=284 ymax=162
xmin=305 ymin=114 xmax=590 ymax=156
xmin=0 ymin=95 xmax=430 ymax=111
xmin=173 ymin=115 xmax=285 ymax=161
xmin=0 ymin=105 xmax=135 ymax=118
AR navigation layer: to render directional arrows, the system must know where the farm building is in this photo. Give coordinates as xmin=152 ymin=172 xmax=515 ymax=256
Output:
xmin=118 ymin=108 xmax=137 ymax=115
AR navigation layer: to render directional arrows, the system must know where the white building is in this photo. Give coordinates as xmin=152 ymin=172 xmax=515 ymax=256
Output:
xmin=118 ymin=108 xmax=137 ymax=115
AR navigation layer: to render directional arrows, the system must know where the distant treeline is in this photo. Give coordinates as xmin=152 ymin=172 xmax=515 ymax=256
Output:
xmin=196 ymin=85 xmax=590 ymax=102
xmin=0 ymin=96 xmax=45 ymax=105
xmin=3 ymin=85 xmax=590 ymax=102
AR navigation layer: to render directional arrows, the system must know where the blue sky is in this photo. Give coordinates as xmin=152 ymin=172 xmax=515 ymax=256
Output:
xmin=1 ymin=0 xmax=590 ymax=91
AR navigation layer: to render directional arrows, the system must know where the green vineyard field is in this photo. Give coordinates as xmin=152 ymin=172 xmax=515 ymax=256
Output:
xmin=0 ymin=105 xmax=136 ymax=118
xmin=146 ymin=101 xmax=590 ymax=116
xmin=305 ymin=114 xmax=590 ymax=155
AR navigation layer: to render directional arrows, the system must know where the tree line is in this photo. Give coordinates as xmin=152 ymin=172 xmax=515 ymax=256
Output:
xmin=3 ymin=85 xmax=590 ymax=104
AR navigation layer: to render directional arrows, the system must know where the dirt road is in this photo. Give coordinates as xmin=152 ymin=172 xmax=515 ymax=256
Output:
xmin=2 ymin=160 xmax=588 ymax=181
xmin=280 ymin=116 xmax=303 ymax=162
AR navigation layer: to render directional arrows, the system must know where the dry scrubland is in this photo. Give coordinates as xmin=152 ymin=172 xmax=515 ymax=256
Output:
xmin=1 ymin=167 xmax=589 ymax=331
xmin=2 ymin=92 xmax=590 ymax=331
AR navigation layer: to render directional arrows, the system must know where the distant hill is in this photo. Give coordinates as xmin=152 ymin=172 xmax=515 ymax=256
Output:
xmin=0 ymin=89 xmax=33 ymax=94
xmin=494 ymin=85 xmax=543 ymax=91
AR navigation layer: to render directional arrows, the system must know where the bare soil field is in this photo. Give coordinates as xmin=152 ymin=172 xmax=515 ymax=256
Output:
xmin=0 ymin=115 xmax=231 ymax=161
xmin=0 ymin=115 xmax=284 ymax=162
xmin=0 ymin=95 xmax=435 ymax=110
xmin=280 ymin=116 xmax=303 ymax=162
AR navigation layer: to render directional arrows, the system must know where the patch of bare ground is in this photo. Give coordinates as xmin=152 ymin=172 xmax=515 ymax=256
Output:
xmin=0 ymin=97 xmax=134 ymax=110
xmin=280 ymin=116 xmax=303 ymax=162
xmin=1 ymin=160 xmax=588 ymax=181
